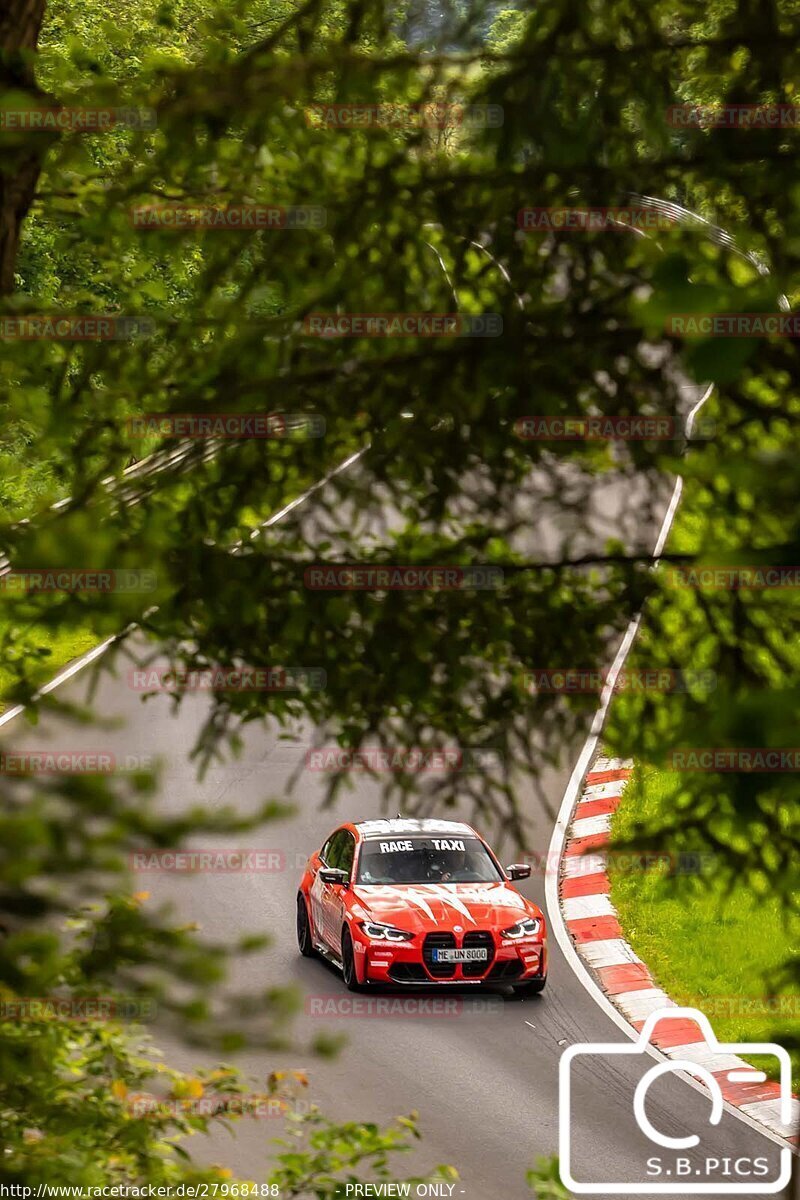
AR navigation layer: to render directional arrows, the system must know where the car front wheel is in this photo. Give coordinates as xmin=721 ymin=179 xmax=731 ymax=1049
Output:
xmin=296 ymin=894 xmax=316 ymax=958
xmin=341 ymin=926 xmax=364 ymax=992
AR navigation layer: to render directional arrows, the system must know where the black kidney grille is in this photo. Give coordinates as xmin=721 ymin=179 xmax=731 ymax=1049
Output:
xmin=423 ymin=932 xmax=457 ymax=978
xmin=462 ymin=930 xmax=495 ymax=977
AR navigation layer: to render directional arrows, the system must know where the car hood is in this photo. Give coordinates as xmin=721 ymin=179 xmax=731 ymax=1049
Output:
xmin=349 ymin=881 xmax=541 ymax=932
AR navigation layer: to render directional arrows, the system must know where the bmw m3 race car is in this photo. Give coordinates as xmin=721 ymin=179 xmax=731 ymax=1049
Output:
xmin=296 ymin=817 xmax=547 ymax=993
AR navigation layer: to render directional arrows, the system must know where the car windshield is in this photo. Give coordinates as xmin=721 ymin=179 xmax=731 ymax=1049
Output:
xmin=356 ymin=836 xmax=502 ymax=884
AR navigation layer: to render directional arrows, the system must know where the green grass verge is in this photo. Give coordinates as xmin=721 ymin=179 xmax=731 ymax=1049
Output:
xmin=610 ymin=763 xmax=799 ymax=1089
xmin=0 ymin=434 xmax=366 ymax=712
xmin=0 ymin=622 xmax=102 ymax=712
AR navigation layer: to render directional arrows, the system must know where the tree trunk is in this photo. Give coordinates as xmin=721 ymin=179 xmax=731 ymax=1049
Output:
xmin=0 ymin=0 xmax=49 ymax=295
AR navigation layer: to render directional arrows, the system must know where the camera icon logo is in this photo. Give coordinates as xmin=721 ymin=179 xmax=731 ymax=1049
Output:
xmin=559 ymin=1006 xmax=792 ymax=1194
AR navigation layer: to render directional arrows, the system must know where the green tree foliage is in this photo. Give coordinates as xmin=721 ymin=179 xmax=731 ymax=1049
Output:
xmin=0 ymin=0 xmax=798 ymax=1190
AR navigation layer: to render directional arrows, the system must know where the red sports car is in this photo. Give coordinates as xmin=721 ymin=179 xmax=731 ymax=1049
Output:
xmin=296 ymin=817 xmax=547 ymax=994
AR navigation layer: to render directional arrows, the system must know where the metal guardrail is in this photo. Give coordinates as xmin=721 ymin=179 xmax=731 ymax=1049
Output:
xmin=0 ymin=412 xmax=324 ymax=577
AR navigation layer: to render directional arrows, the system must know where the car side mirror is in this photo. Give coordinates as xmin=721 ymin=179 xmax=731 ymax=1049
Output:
xmin=506 ymin=863 xmax=531 ymax=881
xmin=319 ymin=867 xmax=349 ymax=886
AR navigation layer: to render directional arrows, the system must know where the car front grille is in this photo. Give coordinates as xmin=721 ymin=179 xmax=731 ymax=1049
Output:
xmin=421 ymin=930 xmax=496 ymax=979
xmin=461 ymin=930 xmax=495 ymax=977
xmin=422 ymin=932 xmax=457 ymax=978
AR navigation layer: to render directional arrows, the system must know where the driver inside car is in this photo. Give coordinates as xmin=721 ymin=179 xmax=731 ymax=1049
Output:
xmin=440 ymin=847 xmax=471 ymax=881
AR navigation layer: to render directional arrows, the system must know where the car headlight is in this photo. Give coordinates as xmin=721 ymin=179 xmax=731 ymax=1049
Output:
xmin=501 ymin=917 xmax=541 ymax=940
xmin=359 ymin=921 xmax=414 ymax=942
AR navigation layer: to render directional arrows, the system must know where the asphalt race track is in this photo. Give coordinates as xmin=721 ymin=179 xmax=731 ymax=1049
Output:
xmin=4 ymin=398 xmax=792 ymax=1199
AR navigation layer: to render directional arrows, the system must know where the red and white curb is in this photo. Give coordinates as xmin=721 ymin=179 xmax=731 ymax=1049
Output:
xmin=559 ymin=753 xmax=799 ymax=1150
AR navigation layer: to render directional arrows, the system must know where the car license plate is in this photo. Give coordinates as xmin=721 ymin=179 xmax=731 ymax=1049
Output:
xmin=432 ymin=947 xmax=488 ymax=963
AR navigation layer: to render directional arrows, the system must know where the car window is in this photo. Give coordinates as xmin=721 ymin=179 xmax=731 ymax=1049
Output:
xmin=356 ymin=837 xmax=502 ymax=884
xmin=337 ymin=832 xmax=356 ymax=877
xmin=324 ymin=830 xmax=348 ymax=869
xmin=319 ymin=835 xmax=335 ymax=865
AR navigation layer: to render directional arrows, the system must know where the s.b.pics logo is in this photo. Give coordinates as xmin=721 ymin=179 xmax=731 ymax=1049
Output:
xmin=559 ymin=1007 xmax=793 ymax=1194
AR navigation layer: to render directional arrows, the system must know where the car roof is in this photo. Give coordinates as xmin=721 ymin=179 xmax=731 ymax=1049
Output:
xmin=354 ymin=817 xmax=477 ymax=840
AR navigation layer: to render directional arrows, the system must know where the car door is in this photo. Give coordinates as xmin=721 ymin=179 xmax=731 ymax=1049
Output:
xmin=308 ymin=832 xmax=337 ymax=945
xmin=321 ymin=830 xmax=355 ymax=954
xmin=310 ymin=829 xmax=352 ymax=951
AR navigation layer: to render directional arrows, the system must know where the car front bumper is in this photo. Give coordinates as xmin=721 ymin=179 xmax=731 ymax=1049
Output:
xmin=359 ymin=932 xmax=547 ymax=985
